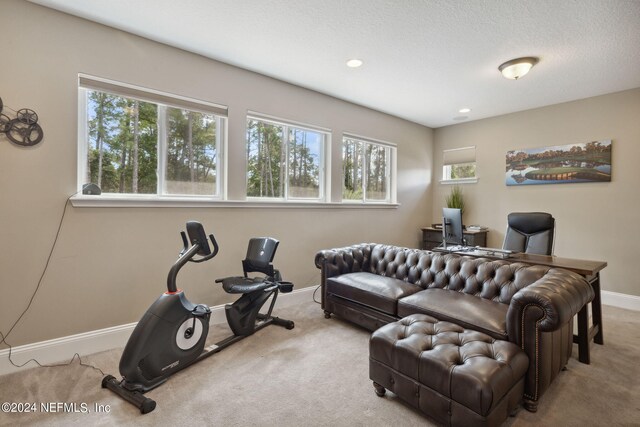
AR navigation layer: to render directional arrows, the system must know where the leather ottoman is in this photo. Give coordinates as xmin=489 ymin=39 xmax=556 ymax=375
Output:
xmin=370 ymin=314 xmax=529 ymax=427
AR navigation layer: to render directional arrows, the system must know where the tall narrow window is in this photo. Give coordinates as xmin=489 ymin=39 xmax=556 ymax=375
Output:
xmin=288 ymin=128 xmax=323 ymax=199
xmin=86 ymin=92 xmax=158 ymax=194
xmin=246 ymin=115 xmax=327 ymax=201
xmin=342 ymin=138 xmax=363 ymax=201
xmin=78 ymin=75 xmax=227 ymax=198
xmin=342 ymin=135 xmax=396 ymax=203
xmin=164 ymin=107 xmax=219 ymax=196
xmin=442 ymin=146 xmax=476 ymax=182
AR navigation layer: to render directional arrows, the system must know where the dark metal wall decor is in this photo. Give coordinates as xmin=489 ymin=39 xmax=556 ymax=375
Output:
xmin=0 ymin=96 xmax=44 ymax=146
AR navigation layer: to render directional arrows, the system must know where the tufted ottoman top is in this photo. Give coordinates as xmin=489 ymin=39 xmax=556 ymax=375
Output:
xmin=370 ymin=314 xmax=529 ymax=416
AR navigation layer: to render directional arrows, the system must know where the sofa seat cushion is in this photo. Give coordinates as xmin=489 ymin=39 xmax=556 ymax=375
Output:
xmin=397 ymin=289 xmax=509 ymax=340
xmin=326 ymin=272 xmax=422 ymax=316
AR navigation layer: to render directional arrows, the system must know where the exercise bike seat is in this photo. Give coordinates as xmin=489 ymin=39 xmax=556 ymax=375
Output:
xmin=215 ymin=237 xmax=295 ymax=295
xmin=218 ymin=276 xmax=276 ymax=294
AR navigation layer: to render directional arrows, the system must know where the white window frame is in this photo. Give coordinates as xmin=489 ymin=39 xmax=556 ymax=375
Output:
xmin=441 ymin=146 xmax=477 ymax=184
xmin=246 ymin=112 xmax=330 ymax=203
xmin=342 ymin=134 xmax=397 ymax=204
xmin=76 ymin=74 xmax=228 ymax=201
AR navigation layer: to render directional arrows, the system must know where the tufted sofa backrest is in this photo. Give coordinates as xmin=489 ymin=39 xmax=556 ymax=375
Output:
xmin=368 ymin=244 xmax=552 ymax=304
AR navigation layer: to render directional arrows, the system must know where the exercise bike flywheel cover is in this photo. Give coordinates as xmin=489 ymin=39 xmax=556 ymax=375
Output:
xmin=175 ymin=318 xmax=204 ymax=350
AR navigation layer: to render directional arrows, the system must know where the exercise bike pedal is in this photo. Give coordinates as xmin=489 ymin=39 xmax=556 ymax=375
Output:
xmin=192 ymin=304 xmax=210 ymax=317
xmin=278 ymin=282 xmax=294 ymax=293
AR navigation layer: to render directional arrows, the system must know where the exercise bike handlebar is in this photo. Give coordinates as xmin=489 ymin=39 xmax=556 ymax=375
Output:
xmin=168 ymin=224 xmax=219 ymax=293
xmin=200 ymin=234 xmax=219 ymax=261
xmin=180 ymin=232 xmax=219 ymax=263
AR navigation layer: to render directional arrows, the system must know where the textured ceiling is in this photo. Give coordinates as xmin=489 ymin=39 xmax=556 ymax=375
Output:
xmin=29 ymin=0 xmax=640 ymax=128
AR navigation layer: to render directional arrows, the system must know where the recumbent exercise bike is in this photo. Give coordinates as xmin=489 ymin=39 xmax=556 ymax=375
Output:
xmin=102 ymin=221 xmax=294 ymax=413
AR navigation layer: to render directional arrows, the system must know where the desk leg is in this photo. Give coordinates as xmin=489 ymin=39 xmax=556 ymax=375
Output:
xmin=591 ymin=273 xmax=604 ymax=345
xmin=575 ymin=306 xmax=590 ymax=364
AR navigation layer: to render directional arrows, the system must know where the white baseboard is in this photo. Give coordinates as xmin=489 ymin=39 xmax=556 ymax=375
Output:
xmin=601 ymin=290 xmax=640 ymax=312
xmin=5 ymin=286 xmax=630 ymax=377
xmin=0 ymin=286 xmax=316 ymax=377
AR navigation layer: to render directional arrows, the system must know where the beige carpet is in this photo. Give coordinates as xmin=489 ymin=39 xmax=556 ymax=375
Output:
xmin=1 ymin=300 xmax=639 ymax=426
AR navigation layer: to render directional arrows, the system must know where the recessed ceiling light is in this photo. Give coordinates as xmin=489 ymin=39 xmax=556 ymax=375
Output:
xmin=346 ymin=59 xmax=363 ymax=68
xmin=459 ymin=108 xmax=471 ymax=113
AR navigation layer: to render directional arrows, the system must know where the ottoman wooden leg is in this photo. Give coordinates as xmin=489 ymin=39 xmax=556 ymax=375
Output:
xmin=373 ymin=382 xmax=386 ymax=397
xmin=523 ymin=398 xmax=538 ymax=412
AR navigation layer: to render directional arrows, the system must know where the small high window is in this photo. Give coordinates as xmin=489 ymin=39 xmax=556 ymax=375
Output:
xmin=442 ymin=146 xmax=476 ymax=183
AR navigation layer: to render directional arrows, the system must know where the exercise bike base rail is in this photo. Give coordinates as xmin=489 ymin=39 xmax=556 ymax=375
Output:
xmin=102 ymin=309 xmax=294 ymax=414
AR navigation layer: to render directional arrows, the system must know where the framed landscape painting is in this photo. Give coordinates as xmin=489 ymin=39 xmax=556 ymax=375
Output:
xmin=506 ymin=140 xmax=612 ymax=186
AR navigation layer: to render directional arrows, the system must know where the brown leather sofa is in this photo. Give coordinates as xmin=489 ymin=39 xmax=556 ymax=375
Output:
xmin=315 ymin=243 xmax=594 ymax=411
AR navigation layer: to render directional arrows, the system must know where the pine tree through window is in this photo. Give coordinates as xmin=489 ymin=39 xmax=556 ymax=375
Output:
xmin=342 ymin=136 xmax=395 ymax=203
xmin=79 ymin=76 xmax=227 ymax=198
xmin=246 ymin=116 xmax=326 ymax=201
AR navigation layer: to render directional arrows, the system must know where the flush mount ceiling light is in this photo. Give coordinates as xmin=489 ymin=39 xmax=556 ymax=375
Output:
xmin=498 ymin=57 xmax=539 ymax=80
xmin=346 ymin=58 xmax=363 ymax=68
xmin=459 ymin=108 xmax=471 ymax=113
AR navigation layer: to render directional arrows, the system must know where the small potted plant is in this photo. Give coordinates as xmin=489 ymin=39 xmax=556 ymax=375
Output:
xmin=445 ymin=185 xmax=465 ymax=218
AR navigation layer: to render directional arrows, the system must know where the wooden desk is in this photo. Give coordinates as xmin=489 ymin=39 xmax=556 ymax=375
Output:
xmin=435 ymin=248 xmax=606 ymax=364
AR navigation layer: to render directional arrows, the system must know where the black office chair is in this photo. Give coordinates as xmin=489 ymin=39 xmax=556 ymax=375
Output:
xmin=502 ymin=212 xmax=555 ymax=255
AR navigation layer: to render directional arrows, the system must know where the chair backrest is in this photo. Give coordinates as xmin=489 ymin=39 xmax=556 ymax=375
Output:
xmin=502 ymin=212 xmax=555 ymax=255
xmin=242 ymin=237 xmax=279 ymax=278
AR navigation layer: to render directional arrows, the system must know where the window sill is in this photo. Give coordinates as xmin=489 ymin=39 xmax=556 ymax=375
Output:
xmin=439 ymin=178 xmax=478 ymax=185
xmin=70 ymin=195 xmax=400 ymax=209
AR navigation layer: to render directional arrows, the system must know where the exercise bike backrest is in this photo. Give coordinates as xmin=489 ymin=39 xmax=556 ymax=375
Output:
xmin=242 ymin=237 xmax=279 ymax=279
xmin=167 ymin=221 xmax=219 ymax=293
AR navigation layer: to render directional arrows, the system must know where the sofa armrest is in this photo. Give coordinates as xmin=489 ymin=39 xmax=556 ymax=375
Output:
xmin=315 ymin=244 xmax=374 ymax=311
xmin=314 ymin=243 xmax=374 ymax=277
xmin=507 ymin=268 xmax=594 ymax=407
xmin=507 ymin=268 xmax=594 ymax=344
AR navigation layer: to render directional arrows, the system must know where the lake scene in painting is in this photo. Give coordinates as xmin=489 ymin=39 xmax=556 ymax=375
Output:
xmin=506 ymin=140 xmax=612 ymax=186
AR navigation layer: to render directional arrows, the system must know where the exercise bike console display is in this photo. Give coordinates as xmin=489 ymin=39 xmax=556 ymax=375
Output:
xmin=102 ymin=221 xmax=294 ymax=414
xmin=186 ymin=220 xmax=213 ymax=257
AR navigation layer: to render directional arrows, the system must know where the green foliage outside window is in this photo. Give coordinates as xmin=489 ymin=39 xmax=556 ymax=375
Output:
xmin=342 ymin=138 xmax=363 ymax=200
xmin=246 ymin=120 xmax=284 ymax=198
xmin=87 ymin=92 xmax=158 ymax=194
xmin=86 ymin=90 xmax=219 ymax=195
xmin=165 ymin=107 xmax=217 ymax=195
xmin=246 ymin=118 xmax=322 ymax=199
xmin=342 ymin=137 xmax=390 ymax=202
xmin=450 ymin=163 xmax=476 ymax=179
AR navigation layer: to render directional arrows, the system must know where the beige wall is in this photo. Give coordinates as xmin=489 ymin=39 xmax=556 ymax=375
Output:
xmin=0 ymin=1 xmax=433 ymax=346
xmin=433 ymin=88 xmax=640 ymax=296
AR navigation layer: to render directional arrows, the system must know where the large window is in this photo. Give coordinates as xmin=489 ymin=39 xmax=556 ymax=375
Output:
xmin=78 ymin=75 xmax=227 ymax=197
xmin=342 ymin=135 xmax=395 ymax=203
xmin=246 ymin=115 xmax=327 ymax=201
xmin=442 ymin=146 xmax=476 ymax=182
